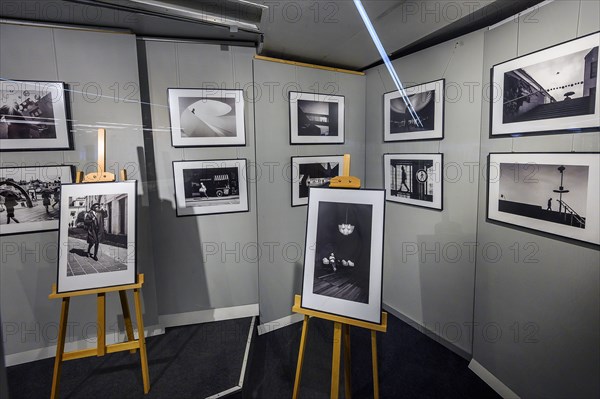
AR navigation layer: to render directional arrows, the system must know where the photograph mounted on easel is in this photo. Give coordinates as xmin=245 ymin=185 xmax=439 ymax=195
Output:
xmin=301 ymin=188 xmax=385 ymax=324
xmin=0 ymin=165 xmax=73 ymax=235
xmin=57 ymin=181 xmax=137 ymax=293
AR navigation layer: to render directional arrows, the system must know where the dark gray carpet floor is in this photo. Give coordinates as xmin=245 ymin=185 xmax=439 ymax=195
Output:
xmin=6 ymin=313 xmax=500 ymax=399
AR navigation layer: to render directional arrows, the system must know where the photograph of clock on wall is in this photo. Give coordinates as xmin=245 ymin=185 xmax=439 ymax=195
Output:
xmin=490 ymin=31 xmax=599 ymax=136
xmin=383 ymin=153 xmax=443 ymax=210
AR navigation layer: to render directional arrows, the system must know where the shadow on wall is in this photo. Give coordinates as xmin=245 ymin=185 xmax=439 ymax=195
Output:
xmin=136 ymin=42 xmax=212 ymax=314
xmin=417 ymin=214 xmax=474 ymax=354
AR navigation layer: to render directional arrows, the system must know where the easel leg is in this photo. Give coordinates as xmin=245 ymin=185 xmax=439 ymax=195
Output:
xmin=330 ymin=322 xmax=343 ymax=399
xmin=292 ymin=316 xmax=310 ymax=399
xmin=50 ymin=297 xmax=70 ymax=399
xmin=134 ymin=288 xmax=150 ymax=394
xmin=343 ymin=324 xmax=352 ymax=399
xmin=97 ymin=293 xmax=106 ymax=356
xmin=371 ymin=330 xmax=379 ymax=399
xmin=119 ymin=290 xmax=137 ymax=354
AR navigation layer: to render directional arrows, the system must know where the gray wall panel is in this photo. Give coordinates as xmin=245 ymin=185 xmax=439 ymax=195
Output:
xmin=472 ymin=1 xmax=600 ymax=397
xmin=140 ymin=40 xmax=259 ymax=316
xmin=253 ymin=59 xmax=366 ymax=324
xmin=365 ymin=30 xmax=485 ymax=355
xmin=0 ymin=25 xmax=159 ymax=359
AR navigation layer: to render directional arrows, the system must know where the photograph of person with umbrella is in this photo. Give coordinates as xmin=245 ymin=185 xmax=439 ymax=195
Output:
xmin=0 ymin=166 xmax=73 ymax=235
xmin=2 ymin=191 xmax=20 ymax=224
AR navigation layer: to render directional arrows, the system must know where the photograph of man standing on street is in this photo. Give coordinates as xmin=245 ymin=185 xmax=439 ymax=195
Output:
xmin=66 ymin=194 xmax=129 ymax=276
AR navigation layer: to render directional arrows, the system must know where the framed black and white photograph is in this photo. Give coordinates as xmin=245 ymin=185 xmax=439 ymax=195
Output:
xmin=383 ymin=153 xmax=443 ymax=210
xmin=491 ymin=32 xmax=599 ymax=136
xmin=1 ymin=80 xmax=72 ymax=151
xmin=289 ymin=91 xmax=345 ymax=144
xmin=383 ymin=79 xmax=445 ymax=142
xmin=0 ymin=165 xmax=73 ymax=235
xmin=291 ymin=155 xmax=344 ymax=207
xmin=173 ymin=159 xmax=249 ymax=216
xmin=301 ymin=188 xmax=385 ymax=324
xmin=57 ymin=181 xmax=137 ymax=293
xmin=167 ymin=88 xmax=246 ymax=147
xmin=488 ymin=153 xmax=599 ymax=245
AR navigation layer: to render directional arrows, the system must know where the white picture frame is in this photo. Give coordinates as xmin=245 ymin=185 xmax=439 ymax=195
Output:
xmin=383 ymin=79 xmax=445 ymax=142
xmin=289 ymin=91 xmax=345 ymax=144
xmin=301 ymin=188 xmax=385 ymax=324
xmin=57 ymin=181 xmax=137 ymax=293
xmin=488 ymin=152 xmax=600 ymax=245
xmin=168 ymin=88 xmax=246 ymax=147
xmin=383 ymin=153 xmax=443 ymax=210
xmin=173 ymin=159 xmax=249 ymax=216
xmin=291 ymin=155 xmax=344 ymax=207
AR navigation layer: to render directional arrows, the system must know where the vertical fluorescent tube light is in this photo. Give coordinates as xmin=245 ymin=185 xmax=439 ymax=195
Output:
xmin=353 ymin=0 xmax=423 ymax=128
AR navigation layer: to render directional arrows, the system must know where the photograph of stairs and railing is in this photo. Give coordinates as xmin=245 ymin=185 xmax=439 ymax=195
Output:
xmin=498 ymin=162 xmax=589 ymax=229
xmin=502 ymin=46 xmax=597 ymax=124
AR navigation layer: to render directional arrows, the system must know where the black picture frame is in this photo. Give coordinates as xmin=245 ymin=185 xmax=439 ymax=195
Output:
xmin=383 ymin=78 xmax=445 ymax=142
xmin=490 ymin=31 xmax=600 ymax=137
xmin=383 ymin=153 xmax=443 ymax=210
xmin=56 ymin=180 xmax=138 ymax=293
xmin=172 ymin=159 xmax=250 ymax=217
xmin=1 ymin=80 xmax=73 ymax=151
xmin=290 ymin=155 xmax=344 ymax=207
xmin=487 ymin=152 xmax=599 ymax=246
xmin=167 ymin=88 xmax=246 ymax=147
xmin=0 ymin=164 xmax=74 ymax=236
xmin=289 ymin=91 xmax=345 ymax=145
xmin=300 ymin=187 xmax=385 ymax=325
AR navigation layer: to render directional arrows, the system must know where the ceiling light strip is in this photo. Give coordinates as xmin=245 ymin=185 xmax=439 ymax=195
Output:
xmin=353 ymin=0 xmax=422 ymax=128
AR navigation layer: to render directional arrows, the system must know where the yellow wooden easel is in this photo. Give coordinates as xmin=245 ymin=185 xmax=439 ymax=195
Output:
xmin=292 ymin=154 xmax=388 ymax=399
xmin=49 ymin=129 xmax=149 ymax=399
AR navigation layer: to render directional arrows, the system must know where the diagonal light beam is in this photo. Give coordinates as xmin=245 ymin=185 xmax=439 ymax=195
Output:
xmin=353 ymin=0 xmax=423 ymax=128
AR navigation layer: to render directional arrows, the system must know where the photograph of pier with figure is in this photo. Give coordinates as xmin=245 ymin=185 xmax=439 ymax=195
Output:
xmin=488 ymin=153 xmax=600 ymax=245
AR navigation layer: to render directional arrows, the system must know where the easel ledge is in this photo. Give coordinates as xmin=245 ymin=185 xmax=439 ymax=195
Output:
xmin=292 ymin=295 xmax=388 ymax=332
xmin=49 ymin=274 xmax=144 ymax=299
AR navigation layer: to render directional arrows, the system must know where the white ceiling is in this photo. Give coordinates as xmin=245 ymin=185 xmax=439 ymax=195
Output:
xmin=0 ymin=0 xmax=544 ymax=70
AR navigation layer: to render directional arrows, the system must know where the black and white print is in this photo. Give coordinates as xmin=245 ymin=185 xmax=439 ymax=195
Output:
xmin=0 ymin=165 xmax=73 ymax=235
xmin=289 ymin=92 xmax=344 ymax=144
xmin=384 ymin=79 xmax=445 ymax=141
xmin=302 ymin=188 xmax=385 ymax=324
xmin=168 ymin=88 xmax=246 ymax=147
xmin=173 ymin=159 xmax=249 ymax=216
xmin=488 ymin=153 xmax=600 ymax=245
xmin=58 ymin=181 xmax=136 ymax=293
xmin=291 ymin=155 xmax=343 ymax=206
xmin=384 ymin=153 xmax=443 ymax=210
xmin=0 ymin=80 xmax=71 ymax=151
xmin=491 ymin=32 xmax=599 ymax=136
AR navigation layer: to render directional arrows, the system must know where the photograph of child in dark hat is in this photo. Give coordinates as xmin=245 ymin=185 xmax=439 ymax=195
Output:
xmin=66 ymin=194 xmax=129 ymax=276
